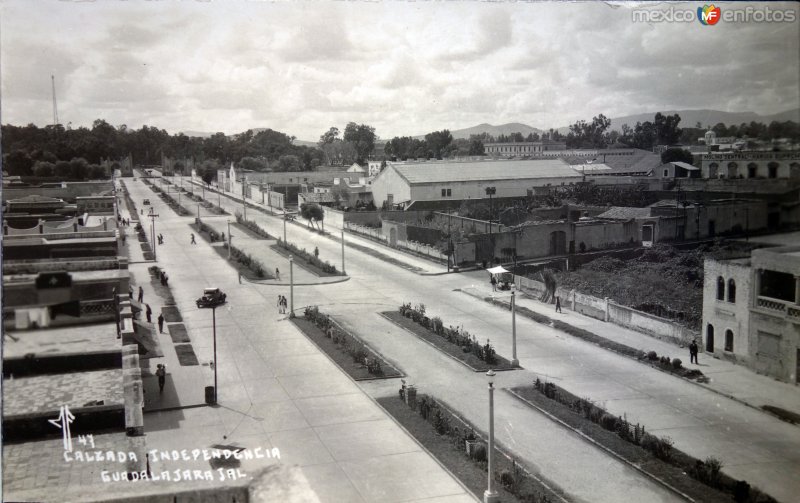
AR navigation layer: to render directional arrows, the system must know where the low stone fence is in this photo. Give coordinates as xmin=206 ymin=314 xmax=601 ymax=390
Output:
xmin=345 ymin=222 xmax=388 ymax=243
xmin=514 ymin=274 xmax=698 ymax=346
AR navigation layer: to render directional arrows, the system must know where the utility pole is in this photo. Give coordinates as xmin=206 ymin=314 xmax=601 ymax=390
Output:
xmin=341 ymin=230 xmax=346 ymax=274
xmin=241 ymin=176 xmax=247 ymax=221
xmin=148 ymin=208 xmax=159 ymax=261
xmin=289 ymin=256 xmax=294 ymax=318
xmin=227 ymin=220 xmax=232 ymax=260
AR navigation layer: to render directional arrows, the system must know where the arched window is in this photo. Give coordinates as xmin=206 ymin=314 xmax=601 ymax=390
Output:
xmin=706 ymin=324 xmax=715 ymax=352
xmin=709 ymin=162 xmax=719 ymax=178
xmin=717 ymin=276 xmax=725 ymax=300
xmin=747 ymin=163 xmax=758 ymax=178
xmin=768 ymin=162 xmax=779 ymax=179
xmin=725 ymin=329 xmax=734 ymax=352
xmin=727 ymin=279 xmax=736 ymax=303
xmin=727 ymin=162 xmax=738 ymax=178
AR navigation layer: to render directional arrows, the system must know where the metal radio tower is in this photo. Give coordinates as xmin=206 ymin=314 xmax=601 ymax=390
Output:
xmin=51 ymin=75 xmax=59 ymax=126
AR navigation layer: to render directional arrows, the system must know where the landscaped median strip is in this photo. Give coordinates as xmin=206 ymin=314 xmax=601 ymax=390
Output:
xmin=292 ymin=306 xmax=403 ymax=381
xmin=381 ymin=303 xmax=518 ymax=372
xmin=508 ymin=380 xmax=778 ymax=503
xmin=377 ymin=390 xmax=567 ymax=503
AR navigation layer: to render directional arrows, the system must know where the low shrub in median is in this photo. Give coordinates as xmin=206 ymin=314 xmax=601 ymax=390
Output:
xmin=235 ymin=213 xmax=271 ymax=239
xmin=515 ymin=379 xmax=777 ymax=503
xmin=386 ymin=390 xmax=559 ymax=503
xmin=399 ymin=303 xmax=498 ymax=365
xmin=304 ymin=306 xmax=386 ymax=376
xmin=277 ymin=238 xmax=339 ymax=275
xmin=223 ymin=243 xmax=266 ymax=278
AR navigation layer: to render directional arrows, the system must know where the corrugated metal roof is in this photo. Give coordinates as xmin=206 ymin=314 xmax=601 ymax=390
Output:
xmin=389 ymin=159 xmax=581 ymax=184
xmin=670 ymin=162 xmax=699 ymax=171
xmin=597 ymin=207 xmax=651 ymax=220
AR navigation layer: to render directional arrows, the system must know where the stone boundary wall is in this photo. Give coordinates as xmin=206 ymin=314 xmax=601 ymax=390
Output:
xmin=514 ymin=274 xmax=699 ymax=346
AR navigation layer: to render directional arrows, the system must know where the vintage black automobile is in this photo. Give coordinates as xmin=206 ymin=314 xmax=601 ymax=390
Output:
xmin=196 ymin=287 xmax=226 ymax=308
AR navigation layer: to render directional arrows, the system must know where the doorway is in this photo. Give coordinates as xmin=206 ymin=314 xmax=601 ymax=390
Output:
xmin=706 ymin=324 xmax=715 ymax=352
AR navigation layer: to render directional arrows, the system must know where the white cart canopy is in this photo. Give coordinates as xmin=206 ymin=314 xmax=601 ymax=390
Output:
xmin=486 ymin=266 xmax=510 ymax=275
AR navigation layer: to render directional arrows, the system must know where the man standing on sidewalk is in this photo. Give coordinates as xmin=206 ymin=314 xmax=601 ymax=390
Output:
xmin=157 ymin=312 xmax=164 ymax=333
xmin=145 ymin=304 xmax=152 ymax=323
xmin=156 ymin=364 xmax=166 ymax=393
xmin=555 ymin=296 xmax=562 ymax=313
xmin=689 ymin=339 xmax=699 ymax=364
xmin=138 ymin=286 xmax=144 ymax=303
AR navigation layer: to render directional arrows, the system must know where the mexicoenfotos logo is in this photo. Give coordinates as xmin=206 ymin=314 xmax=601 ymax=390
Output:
xmin=632 ymin=5 xmax=797 ymax=24
xmin=698 ymin=4 xmax=721 ymax=25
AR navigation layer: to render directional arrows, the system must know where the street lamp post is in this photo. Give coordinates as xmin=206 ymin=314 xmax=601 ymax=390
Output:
xmin=212 ymin=306 xmax=218 ymax=404
xmin=148 ymin=208 xmax=159 ymax=261
xmin=511 ymin=291 xmax=518 ymax=367
xmin=341 ymin=230 xmax=346 ymax=274
xmin=485 ymin=187 xmax=496 ymax=265
xmin=197 ymin=203 xmax=200 ymax=220
xmin=227 ymin=220 xmax=232 ymax=260
xmin=289 ymin=256 xmax=294 ymax=318
xmin=484 ymin=370 xmax=499 ymax=503
xmin=283 ymin=214 xmax=287 ymax=247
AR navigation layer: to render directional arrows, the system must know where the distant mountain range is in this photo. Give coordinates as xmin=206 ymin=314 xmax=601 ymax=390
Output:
xmin=181 ymin=108 xmax=799 ymax=144
xmin=423 ymin=122 xmax=544 ymax=140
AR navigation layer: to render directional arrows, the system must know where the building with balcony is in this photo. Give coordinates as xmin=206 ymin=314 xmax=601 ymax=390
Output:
xmin=699 ymin=151 xmax=800 ymax=179
xmin=702 ymin=245 xmax=800 ymax=383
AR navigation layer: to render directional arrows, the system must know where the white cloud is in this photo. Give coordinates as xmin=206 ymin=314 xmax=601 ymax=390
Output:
xmin=1 ymin=0 xmax=798 ymax=140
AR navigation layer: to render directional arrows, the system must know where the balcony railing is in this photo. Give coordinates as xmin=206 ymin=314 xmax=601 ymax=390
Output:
xmin=756 ymin=296 xmax=800 ymax=324
xmin=756 ymin=297 xmax=787 ymax=313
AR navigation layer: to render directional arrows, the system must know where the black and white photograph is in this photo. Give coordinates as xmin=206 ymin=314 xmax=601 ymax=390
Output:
xmin=1 ymin=1 xmax=799 ymax=502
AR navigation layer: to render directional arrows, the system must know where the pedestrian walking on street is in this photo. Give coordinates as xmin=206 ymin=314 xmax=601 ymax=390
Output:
xmin=490 ymin=275 xmax=497 ymax=292
xmin=314 ymin=246 xmax=319 ymax=258
xmin=145 ymin=304 xmax=152 ymax=323
xmin=275 ymin=268 xmax=281 ymax=280
xmin=555 ymin=296 xmax=562 ymax=313
xmin=190 ymin=233 xmax=196 ymax=244
xmin=689 ymin=339 xmax=699 ymax=364
xmin=281 ymin=296 xmax=288 ymax=315
xmin=156 ymin=364 xmax=166 ymax=393
xmin=157 ymin=313 xmax=164 ymax=333
xmin=138 ymin=286 xmax=144 ymax=303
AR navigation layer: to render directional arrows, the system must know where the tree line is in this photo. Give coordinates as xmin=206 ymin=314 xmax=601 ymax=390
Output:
xmin=2 ymin=119 xmax=327 ymax=178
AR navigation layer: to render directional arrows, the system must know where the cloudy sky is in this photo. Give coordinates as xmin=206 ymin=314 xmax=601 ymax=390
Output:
xmin=1 ymin=1 xmax=798 ymax=140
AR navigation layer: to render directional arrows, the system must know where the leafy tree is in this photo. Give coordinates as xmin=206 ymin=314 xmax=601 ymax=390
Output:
xmin=343 ymin=122 xmax=377 ymax=163
xmin=277 ymin=154 xmax=301 ymax=171
xmin=54 ymin=160 xmax=71 ymax=179
xmin=239 ymin=156 xmax=269 ymax=171
xmin=661 ymin=148 xmax=694 ymax=165
xmin=300 ymin=203 xmax=324 ymax=229
xmin=33 ymin=161 xmax=55 ymax=177
xmin=566 ymin=114 xmax=611 ymax=149
xmin=69 ymin=157 xmax=90 ymax=179
xmin=424 ymin=129 xmax=454 ymax=159
xmin=318 ymin=127 xmax=340 ymax=146
xmin=88 ymin=164 xmax=107 ymax=179
xmin=3 ymin=149 xmax=34 ymax=176
xmin=654 ymin=113 xmax=682 ymax=145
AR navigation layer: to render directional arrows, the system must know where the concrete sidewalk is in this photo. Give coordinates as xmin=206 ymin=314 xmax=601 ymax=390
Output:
xmin=461 ymin=282 xmax=800 ymax=419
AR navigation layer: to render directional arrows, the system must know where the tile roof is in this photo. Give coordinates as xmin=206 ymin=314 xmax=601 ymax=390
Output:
xmin=389 ymin=159 xmax=581 ymax=184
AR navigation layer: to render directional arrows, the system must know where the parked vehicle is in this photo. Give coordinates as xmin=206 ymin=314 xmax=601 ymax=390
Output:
xmin=143 ymin=199 xmax=151 ymax=205
xmin=196 ymin=288 xmax=226 ymax=308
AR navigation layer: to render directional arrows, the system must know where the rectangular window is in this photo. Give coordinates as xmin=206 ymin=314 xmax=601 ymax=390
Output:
xmin=441 ymin=188 xmax=451 ymax=197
